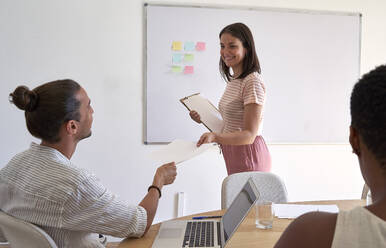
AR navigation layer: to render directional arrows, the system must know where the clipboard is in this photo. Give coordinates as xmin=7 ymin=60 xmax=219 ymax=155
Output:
xmin=180 ymin=93 xmax=224 ymax=133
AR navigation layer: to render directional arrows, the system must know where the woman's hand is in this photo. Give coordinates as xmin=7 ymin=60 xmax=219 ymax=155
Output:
xmin=189 ymin=110 xmax=202 ymax=123
xmin=197 ymin=132 xmax=217 ymax=147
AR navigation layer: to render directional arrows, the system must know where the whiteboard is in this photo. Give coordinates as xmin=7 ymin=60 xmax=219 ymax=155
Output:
xmin=145 ymin=4 xmax=361 ymax=144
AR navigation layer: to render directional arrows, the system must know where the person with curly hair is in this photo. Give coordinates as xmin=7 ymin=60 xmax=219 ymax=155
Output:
xmin=275 ymin=65 xmax=386 ymax=248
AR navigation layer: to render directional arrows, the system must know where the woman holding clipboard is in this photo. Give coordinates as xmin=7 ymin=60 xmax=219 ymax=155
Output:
xmin=189 ymin=22 xmax=271 ymax=175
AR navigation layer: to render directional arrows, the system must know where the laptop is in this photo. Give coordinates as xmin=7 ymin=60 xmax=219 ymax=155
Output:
xmin=151 ymin=178 xmax=260 ymax=248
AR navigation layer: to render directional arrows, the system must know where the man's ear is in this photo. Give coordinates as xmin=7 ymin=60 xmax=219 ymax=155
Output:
xmin=65 ymin=120 xmax=78 ymax=135
xmin=349 ymin=126 xmax=360 ymax=156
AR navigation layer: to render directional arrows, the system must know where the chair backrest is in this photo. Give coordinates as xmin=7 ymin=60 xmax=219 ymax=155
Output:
xmin=221 ymin=171 xmax=288 ymax=209
xmin=0 ymin=211 xmax=57 ymax=248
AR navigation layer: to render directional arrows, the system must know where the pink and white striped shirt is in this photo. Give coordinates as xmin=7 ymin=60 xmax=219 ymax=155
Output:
xmin=219 ymin=72 xmax=266 ymax=134
xmin=218 ymin=72 xmax=271 ymax=175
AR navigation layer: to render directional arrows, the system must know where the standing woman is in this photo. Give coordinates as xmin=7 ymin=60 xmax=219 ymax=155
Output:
xmin=190 ymin=23 xmax=271 ymax=175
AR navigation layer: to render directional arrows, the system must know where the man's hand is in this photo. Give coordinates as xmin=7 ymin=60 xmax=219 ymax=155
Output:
xmin=153 ymin=162 xmax=177 ymax=188
xmin=140 ymin=162 xmax=177 ymax=234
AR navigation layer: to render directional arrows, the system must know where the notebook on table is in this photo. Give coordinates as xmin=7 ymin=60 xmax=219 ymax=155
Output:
xmin=151 ymin=178 xmax=260 ymax=248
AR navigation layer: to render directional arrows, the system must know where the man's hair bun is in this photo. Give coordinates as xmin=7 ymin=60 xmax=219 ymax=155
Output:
xmin=9 ymin=86 xmax=39 ymax=112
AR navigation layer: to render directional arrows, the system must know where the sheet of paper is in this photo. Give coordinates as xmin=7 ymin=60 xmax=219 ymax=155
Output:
xmin=150 ymin=139 xmax=215 ymax=166
xmin=273 ymin=204 xmax=339 ymax=219
xmin=181 ymin=94 xmax=224 ymax=133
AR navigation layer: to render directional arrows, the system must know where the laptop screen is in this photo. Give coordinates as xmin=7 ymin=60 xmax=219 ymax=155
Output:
xmin=222 ymin=180 xmax=258 ymax=243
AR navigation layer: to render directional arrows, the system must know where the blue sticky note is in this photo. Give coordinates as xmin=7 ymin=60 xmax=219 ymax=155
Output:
xmin=184 ymin=42 xmax=195 ymax=51
xmin=172 ymin=54 xmax=183 ymax=63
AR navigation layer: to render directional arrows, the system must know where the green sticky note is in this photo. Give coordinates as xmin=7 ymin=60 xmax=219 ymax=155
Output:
xmin=172 ymin=65 xmax=182 ymax=73
xmin=184 ymin=54 xmax=194 ymax=62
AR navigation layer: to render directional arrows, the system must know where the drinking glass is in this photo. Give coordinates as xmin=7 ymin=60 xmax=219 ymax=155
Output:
xmin=255 ymin=200 xmax=274 ymax=229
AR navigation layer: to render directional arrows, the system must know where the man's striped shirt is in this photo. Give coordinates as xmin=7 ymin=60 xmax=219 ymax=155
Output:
xmin=0 ymin=143 xmax=147 ymax=247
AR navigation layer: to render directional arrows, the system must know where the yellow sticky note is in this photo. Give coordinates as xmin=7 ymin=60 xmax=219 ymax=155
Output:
xmin=172 ymin=41 xmax=182 ymax=51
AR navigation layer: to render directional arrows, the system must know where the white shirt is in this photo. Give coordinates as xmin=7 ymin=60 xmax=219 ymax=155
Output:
xmin=0 ymin=143 xmax=147 ymax=247
xmin=332 ymin=206 xmax=386 ymax=248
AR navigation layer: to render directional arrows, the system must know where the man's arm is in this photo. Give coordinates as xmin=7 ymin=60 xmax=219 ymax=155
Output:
xmin=60 ymin=162 xmax=176 ymax=238
xmin=139 ymin=162 xmax=177 ymax=234
xmin=274 ymin=212 xmax=337 ymax=248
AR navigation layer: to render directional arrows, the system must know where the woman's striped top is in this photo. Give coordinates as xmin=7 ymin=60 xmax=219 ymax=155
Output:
xmin=218 ymin=72 xmax=266 ymax=134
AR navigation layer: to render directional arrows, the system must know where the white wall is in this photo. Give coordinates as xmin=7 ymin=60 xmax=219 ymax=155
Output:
xmin=1 ymin=0 xmax=385 ymax=241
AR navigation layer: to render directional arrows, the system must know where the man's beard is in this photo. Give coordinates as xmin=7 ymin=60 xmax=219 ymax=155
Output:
xmin=78 ymin=130 xmax=92 ymax=141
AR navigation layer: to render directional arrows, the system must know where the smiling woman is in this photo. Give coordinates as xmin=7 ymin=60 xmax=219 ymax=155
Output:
xmin=146 ymin=5 xmax=361 ymax=144
xmin=220 ymin=33 xmax=246 ymax=78
xmin=189 ymin=23 xmax=271 ymax=175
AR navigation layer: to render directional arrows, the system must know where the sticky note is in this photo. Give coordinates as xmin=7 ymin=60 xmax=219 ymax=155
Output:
xmin=184 ymin=42 xmax=195 ymax=51
xmin=172 ymin=65 xmax=183 ymax=73
xmin=172 ymin=41 xmax=182 ymax=51
xmin=196 ymin=42 xmax=206 ymax=51
xmin=184 ymin=54 xmax=194 ymax=62
xmin=172 ymin=54 xmax=183 ymax=63
xmin=184 ymin=66 xmax=194 ymax=74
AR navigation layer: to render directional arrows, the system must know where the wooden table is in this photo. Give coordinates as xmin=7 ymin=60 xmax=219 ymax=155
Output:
xmin=118 ymin=200 xmax=365 ymax=248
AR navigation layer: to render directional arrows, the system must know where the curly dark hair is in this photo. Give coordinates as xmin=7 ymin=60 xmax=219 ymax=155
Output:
xmin=350 ymin=65 xmax=386 ymax=169
xmin=9 ymin=79 xmax=81 ymax=143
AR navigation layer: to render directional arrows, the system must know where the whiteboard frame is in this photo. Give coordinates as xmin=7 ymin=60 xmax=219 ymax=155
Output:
xmin=143 ymin=3 xmax=361 ymax=145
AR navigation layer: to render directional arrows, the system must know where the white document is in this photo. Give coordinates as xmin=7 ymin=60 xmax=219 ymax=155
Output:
xmin=150 ymin=139 xmax=216 ymax=166
xmin=273 ymin=204 xmax=339 ymax=219
xmin=180 ymin=93 xmax=224 ymax=133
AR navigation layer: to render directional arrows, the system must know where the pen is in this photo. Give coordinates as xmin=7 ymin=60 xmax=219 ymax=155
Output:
xmin=192 ymin=215 xmax=222 ymax=220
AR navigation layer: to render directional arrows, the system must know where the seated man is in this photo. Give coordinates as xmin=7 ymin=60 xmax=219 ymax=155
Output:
xmin=0 ymin=79 xmax=177 ymax=247
xmin=275 ymin=65 xmax=386 ymax=248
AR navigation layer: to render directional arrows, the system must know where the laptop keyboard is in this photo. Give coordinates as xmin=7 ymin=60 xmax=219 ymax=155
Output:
xmin=182 ymin=221 xmax=217 ymax=247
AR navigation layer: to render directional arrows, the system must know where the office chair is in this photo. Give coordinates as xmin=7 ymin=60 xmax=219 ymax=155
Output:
xmin=221 ymin=171 xmax=288 ymax=209
xmin=0 ymin=211 xmax=57 ymax=248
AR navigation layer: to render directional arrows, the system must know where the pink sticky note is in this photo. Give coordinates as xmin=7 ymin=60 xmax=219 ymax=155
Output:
xmin=184 ymin=66 xmax=194 ymax=74
xmin=196 ymin=42 xmax=206 ymax=51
